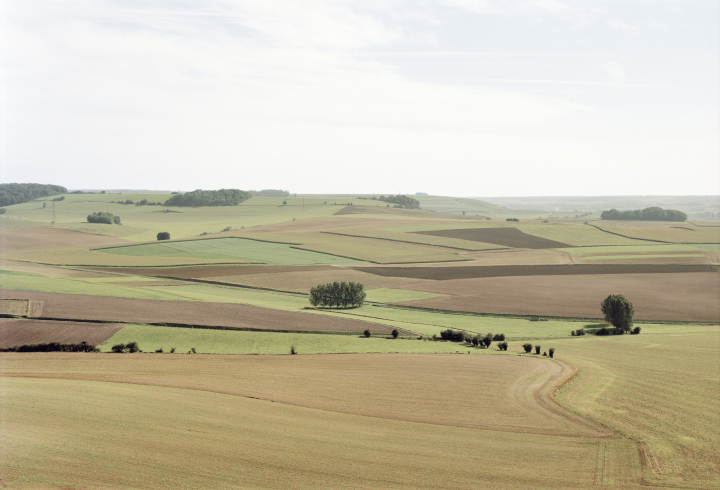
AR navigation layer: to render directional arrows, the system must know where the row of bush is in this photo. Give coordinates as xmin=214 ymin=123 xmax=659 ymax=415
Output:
xmin=596 ymin=326 xmax=641 ymax=336
xmin=87 ymin=212 xmax=121 ymax=224
xmin=522 ymin=344 xmax=555 ymax=357
xmin=164 ymin=189 xmax=252 ymax=207
xmin=1 ymin=341 xmax=99 ymax=352
xmin=309 ymin=282 xmax=366 ymax=308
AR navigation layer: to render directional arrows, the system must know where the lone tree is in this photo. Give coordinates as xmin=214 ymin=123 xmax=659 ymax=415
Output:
xmin=157 ymin=232 xmax=171 ymax=241
xmin=600 ymin=294 xmax=634 ymax=333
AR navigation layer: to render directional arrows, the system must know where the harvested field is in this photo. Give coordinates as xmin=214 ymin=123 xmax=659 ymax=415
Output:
xmin=355 ymin=263 xmax=719 ymax=281
xmin=203 ymin=269 xmax=425 ymax=294
xmin=0 ymin=354 xmax=605 ymax=435
xmin=0 ymin=319 xmax=124 ymax=348
xmin=324 ymin=229 xmax=505 ymax=251
xmin=594 ymin=223 xmax=720 ymax=243
xmin=88 ymin=264 xmax=334 ymax=279
xmin=414 ymin=227 xmax=570 ymax=249
xmin=0 ymin=299 xmax=30 ymax=316
xmin=0 ymin=226 xmax=128 ymax=253
xmin=0 ymin=289 xmax=402 ymax=334
xmin=398 ymin=272 xmax=720 ymax=322
xmin=516 ymin=223 xmax=643 ymax=246
xmin=0 ymin=354 xmax=632 ymax=489
xmin=0 ymin=258 xmax=110 ymax=278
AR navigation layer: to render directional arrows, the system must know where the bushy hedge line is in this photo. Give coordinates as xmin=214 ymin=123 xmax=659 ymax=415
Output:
xmin=600 ymin=207 xmax=686 ymax=222
xmin=164 ymin=189 xmax=252 ymax=207
xmin=1 ymin=341 xmax=99 ymax=352
xmin=309 ymin=282 xmax=366 ymax=308
xmin=87 ymin=211 xmax=121 ymax=224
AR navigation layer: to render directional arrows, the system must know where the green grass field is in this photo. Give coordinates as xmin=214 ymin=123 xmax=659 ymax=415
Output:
xmin=100 ymin=237 xmax=367 ymax=265
xmin=99 ymin=324 xmax=492 ymax=355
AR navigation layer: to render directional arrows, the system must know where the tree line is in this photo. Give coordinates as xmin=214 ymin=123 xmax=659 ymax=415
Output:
xmin=249 ymin=189 xmax=289 ymax=197
xmin=1 ymin=341 xmax=99 ymax=352
xmin=87 ymin=212 xmax=121 ymax=224
xmin=309 ymin=282 xmax=366 ymax=308
xmin=378 ymin=195 xmax=420 ymax=209
xmin=0 ymin=183 xmax=67 ymax=207
xmin=164 ymin=189 xmax=252 ymax=207
xmin=600 ymin=207 xmax=687 ymax=222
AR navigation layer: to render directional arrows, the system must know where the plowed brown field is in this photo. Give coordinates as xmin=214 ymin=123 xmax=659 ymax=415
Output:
xmin=355 ymin=263 xmax=718 ymax=280
xmin=415 ymin=227 xmax=569 ymax=248
xmin=0 ymin=227 xmax=127 ymax=252
xmin=0 ymin=319 xmax=124 ymax=348
xmin=398 ymin=272 xmax=720 ymax=322
xmin=0 ymin=289 xmax=399 ymax=333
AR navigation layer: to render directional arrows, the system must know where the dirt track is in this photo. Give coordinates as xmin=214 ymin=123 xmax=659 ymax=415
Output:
xmin=398 ymin=272 xmax=720 ymax=322
xmin=0 ymin=319 xmax=124 ymax=348
xmin=414 ymin=227 xmax=570 ymax=249
xmin=0 ymin=289 xmax=403 ymax=334
xmin=354 ymin=263 xmax=719 ymax=281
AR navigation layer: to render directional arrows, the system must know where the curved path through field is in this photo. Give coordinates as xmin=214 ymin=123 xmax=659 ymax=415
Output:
xmin=0 ymin=353 xmax=643 ymax=489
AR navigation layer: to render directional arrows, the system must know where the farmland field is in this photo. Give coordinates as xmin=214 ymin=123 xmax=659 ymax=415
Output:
xmin=0 ymin=192 xmax=719 ymax=489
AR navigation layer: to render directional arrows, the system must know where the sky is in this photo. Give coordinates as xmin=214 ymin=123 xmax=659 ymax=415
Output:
xmin=1 ymin=0 xmax=718 ymax=196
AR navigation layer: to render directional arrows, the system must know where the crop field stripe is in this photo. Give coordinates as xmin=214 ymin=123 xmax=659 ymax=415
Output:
xmin=320 ymin=231 xmax=506 ymax=252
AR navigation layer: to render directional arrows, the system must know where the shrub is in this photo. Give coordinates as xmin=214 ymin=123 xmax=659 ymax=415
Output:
xmin=189 ymin=347 xmax=197 ymax=354
xmin=596 ymin=327 xmax=610 ymax=336
xmin=632 ymin=326 xmax=642 ymax=335
xmin=482 ymin=334 xmax=493 ymax=349
xmin=113 ymin=215 xmax=121 ymax=224
xmin=501 ymin=341 xmax=509 ymax=351
xmin=506 ymin=218 xmax=519 ymax=221
xmin=87 ymin=211 xmax=118 ymax=224
xmin=0 ymin=208 xmax=5 ymax=214
xmin=170 ymin=347 xmax=176 ymax=353
xmin=157 ymin=232 xmax=171 ymax=240
xmin=492 ymin=333 xmax=505 ymax=341
xmin=440 ymin=329 xmax=466 ymax=342
xmin=125 ymin=341 xmax=139 ymax=353
xmin=111 ymin=343 xmax=126 ymax=353
xmin=549 ymin=348 xmax=555 ymax=358
xmin=282 ymin=200 xmax=287 ymax=205
xmin=523 ymin=343 xmax=532 ymax=353
xmin=290 ymin=345 xmax=297 ymax=355
xmin=535 ymin=345 xmax=541 ymax=355
xmin=363 ymin=329 xmax=371 ymax=338
xmin=155 ymin=348 xmax=163 ymax=353
xmin=543 ymin=352 xmax=547 ymax=356
xmin=391 ymin=329 xmax=399 ymax=339
xmin=576 ymin=328 xmax=585 ymax=336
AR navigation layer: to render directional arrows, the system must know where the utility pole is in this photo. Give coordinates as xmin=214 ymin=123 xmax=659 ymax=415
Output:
xmin=303 ymin=197 xmax=305 ymax=212
xmin=51 ymin=201 xmax=56 ymax=224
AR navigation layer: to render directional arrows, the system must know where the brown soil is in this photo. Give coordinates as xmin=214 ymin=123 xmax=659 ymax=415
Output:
xmin=398 ymin=272 xmax=720 ymax=322
xmin=354 ymin=263 xmax=719 ymax=281
xmin=414 ymin=227 xmax=569 ymax=249
xmin=87 ymin=264 xmax=334 ymax=279
xmin=0 ymin=227 xmax=128 ymax=253
xmin=0 ymin=289 xmax=405 ymax=334
xmin=0 ymin=319 xmax=124 ymax=348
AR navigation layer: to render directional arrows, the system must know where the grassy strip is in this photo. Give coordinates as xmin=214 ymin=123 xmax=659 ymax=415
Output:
xmin=320 ymin=231 xmax=504 ymax=252
xmin=91 ymin=235 xmax=303 ymax=251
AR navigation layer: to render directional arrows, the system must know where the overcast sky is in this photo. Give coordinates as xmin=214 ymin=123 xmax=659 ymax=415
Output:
xmin=1 ymin=0 xmax=718 ymax=196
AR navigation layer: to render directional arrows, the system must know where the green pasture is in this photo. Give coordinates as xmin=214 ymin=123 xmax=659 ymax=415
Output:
xmin=0 ymin=193 xmax=372 ymax=241
xmin=98 ymin=324 xmax=487 ymax=355
xmin=99 ymin=238 xmax=367 ymax=265
xmin=0 ymin=270 xmax=188 ymax=301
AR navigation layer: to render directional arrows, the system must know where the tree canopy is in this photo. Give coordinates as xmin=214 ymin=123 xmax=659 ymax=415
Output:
xmin=378 ymin=195 xmax=420 ymax=209
xmin=0 ymin=183 xmax=67 ymax=207
xmin=600 ymin=294 xmax=634 ymax=332
xmin=87 ymin=212 xmax=121 ymax=225
xmin=157 ymin=232 xmax=170 ymax=241
xmin=249 ymin=189 xmax=290 ymax=197
xmin=309 ymin=282 xmax=366 ymax=308
xmin=164 ymin=189 xmax=252 ymax=207
xmin=600 ymin=207 xmax=687 ymax=222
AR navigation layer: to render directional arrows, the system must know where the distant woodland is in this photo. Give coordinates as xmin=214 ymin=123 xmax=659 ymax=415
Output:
xmin=249 ymin=189 xmax=289 ymax=197
xmin=378 ymin=195 xmax=420 ymax=209
xmin=0 ymin=183 xmax=67 ymax=207
xmin=164 ymin=189 xmax=252 ymax=207
xmin=600 ymin=207 xmax=687 ymax=222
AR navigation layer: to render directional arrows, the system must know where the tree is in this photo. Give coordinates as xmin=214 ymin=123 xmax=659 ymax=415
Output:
xmin=0 ymin=183 xmax=67 ymax=207
xmin=363 ymin=329 xmax=371 ymax=338
xmin=600 ymin=294 xmax=634 ymax=332
xmin=87 ymin=211 xmax=119 ymax=224
xmin=157 ymin=232 xmax=171 ymax=241
xmin=523 ymin=343 xmax=532 ymax=353
xmin=391 ymin=329 xmax=399 ymax=339
xmin=308 ymin=282 xmax=366 ymax=308
xmin=164 ymin=189 xmax=252 ymax=207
